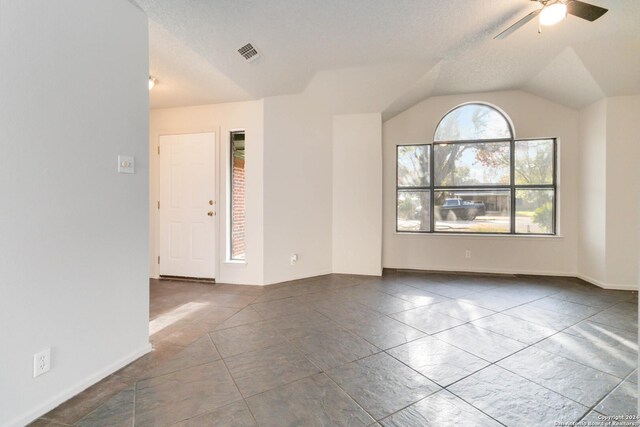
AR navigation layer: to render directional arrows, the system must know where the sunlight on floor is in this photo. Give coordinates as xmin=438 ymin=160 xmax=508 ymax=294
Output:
xmin=149 ymin=301 xmax=209 ymax=335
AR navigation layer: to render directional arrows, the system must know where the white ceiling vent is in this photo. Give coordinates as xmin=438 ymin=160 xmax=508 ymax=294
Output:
xmin=238 ymin=43 xmax=262 ymax=63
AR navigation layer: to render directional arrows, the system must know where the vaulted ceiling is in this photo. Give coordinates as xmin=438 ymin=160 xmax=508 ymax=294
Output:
xmin=135 ymin=0 xmax=640 ymax=115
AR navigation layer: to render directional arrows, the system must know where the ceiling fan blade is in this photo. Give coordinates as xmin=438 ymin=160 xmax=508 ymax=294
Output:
xmin=566 ymin=0 xmax=608 ymax=21
xmin=494 ymin=10 xmax=540 ymax=40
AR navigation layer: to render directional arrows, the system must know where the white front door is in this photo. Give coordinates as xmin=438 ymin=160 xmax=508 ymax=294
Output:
xmin=159 ymin=132 xmax=216 ymax=279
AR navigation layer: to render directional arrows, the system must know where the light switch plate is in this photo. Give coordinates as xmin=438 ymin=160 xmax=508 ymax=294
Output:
xmin=118 ymin=155 xmax=135 ymax=174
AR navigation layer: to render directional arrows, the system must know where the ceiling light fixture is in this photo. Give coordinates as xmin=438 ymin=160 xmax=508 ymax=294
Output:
xmin=539 ymin=2 xmax=567 ymax=26
xmin=148 ymin=76 xmax=157 ymax=90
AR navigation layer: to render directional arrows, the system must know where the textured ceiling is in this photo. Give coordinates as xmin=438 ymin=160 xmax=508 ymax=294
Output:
xmin=137 ymin=0 xmax=640 ymax=112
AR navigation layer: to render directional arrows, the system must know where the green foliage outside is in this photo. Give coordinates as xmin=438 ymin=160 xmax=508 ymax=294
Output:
xmin=533 ymin=202 xmax=553 ymax=232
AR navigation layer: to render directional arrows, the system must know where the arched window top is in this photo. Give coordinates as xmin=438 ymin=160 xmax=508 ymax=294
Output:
xmin=434 ymin=103 xmax=513 ymax=142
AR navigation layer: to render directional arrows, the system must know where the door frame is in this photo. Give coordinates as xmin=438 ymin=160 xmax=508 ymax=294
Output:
xmin=151 ymin=127 xmax=221 ymax=280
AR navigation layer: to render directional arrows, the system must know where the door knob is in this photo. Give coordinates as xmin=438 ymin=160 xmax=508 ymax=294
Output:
xmin=209 ymin=200 xmax=215 ymax=205
xmin=207 ymin=211 xmax=215 ymax=216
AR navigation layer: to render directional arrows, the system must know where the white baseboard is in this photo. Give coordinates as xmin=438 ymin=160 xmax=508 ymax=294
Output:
xmin=385 ymin=265 xmax=638 ymax=291
xmin=10 ymin=343 xmax=152 ymax=427
xmin=577 ymin=274 xmax=639 ymax=291
xmin=385 ymin=264 xmax=577 ymax=278
xmin=263 ymin=270 xmax=334 ymax=286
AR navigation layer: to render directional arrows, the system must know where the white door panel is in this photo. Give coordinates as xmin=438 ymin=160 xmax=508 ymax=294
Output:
xmin=159 ymin=132 xmax=216 ymax=279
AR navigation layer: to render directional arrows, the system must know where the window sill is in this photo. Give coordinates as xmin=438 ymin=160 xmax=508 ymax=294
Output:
xmin=393 ymin=232 xmax=564 ymax=240
xmin=224 ymin=260 xmax=247 ymax=266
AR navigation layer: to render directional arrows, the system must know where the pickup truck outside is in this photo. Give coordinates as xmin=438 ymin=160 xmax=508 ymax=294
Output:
xmin=437 ymin=198 xmax=486 ymax=220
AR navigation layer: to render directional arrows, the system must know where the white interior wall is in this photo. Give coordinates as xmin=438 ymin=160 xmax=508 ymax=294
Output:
xmin=577 ymin=100 xmax=608 ymax=284
xmin=382 ymin=91 xmax=580 ymax=276
xmin=0 ymin=2 xmax=150 ymax=426
xmin=605 ymin=96 xmax=640 ymax=287
xmin=263 ymin=95 xmax=333 ymax=284
xmin=332 ymin=114 xmax=383 ymax=275
xmin=576 ymin=96 xmax=640 ymax=290
xmin=149 ymin=101 xmax=265 ymax=285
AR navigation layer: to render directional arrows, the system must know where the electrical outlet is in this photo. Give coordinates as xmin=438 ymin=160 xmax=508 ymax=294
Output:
xmin=33 ymin=348 xmax=51 ymax=378
xmin=465 ymin=250 xmax=471 ymax=259
xmin=290 ymin=254 xmax=298 ymax=265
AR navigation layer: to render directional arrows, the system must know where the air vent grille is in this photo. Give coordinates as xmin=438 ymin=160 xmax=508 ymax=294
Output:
xmin=238 ymin=43 xmax=261 ymax=63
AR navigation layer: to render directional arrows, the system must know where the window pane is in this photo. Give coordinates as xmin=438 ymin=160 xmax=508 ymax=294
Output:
xmin=397 ymin=191 xmax=430 ymax=232
xmin=397 ymin=145 xmax=430 ymax=187
xmin=434 ymin=142 xmax=510 ymax=186
xmin=516 ymin=189 xmax=554 ymax=234
xmin=515 ymin=139 xmax=554 ymax=185
xmin=230 ymin=132 xmax=245 ymax=260
xmin=434 ymin=104 xmax=512 ymax=141
xmin=434 ymin=190 xmax=511 ymax=233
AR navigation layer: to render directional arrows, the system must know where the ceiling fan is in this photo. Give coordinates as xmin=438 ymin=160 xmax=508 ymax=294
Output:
xmin=495 ymin=0 xmax=608 ymax=39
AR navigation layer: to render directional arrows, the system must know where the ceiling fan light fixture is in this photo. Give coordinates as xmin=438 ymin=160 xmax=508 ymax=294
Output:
xmin=148 ymin=76 xmax=157 ymax=90
xmin=539 ymin=2 xmax=567 ymax=26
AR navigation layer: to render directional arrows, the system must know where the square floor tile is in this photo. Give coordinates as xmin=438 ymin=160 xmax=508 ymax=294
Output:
xmin=213 ymin=306 xmax=264 ymax=330
xmin=289 ymin=326 xmax=380 ymax=370
xmin=386 ymin=287 xmax=450 ymax=307
xmin=380 ymin=390 xmax=501 ymax=427
xmin=151 ymin=319 xmax=211 ymax=348
xmin=343 ymin=315 xmax=426 ymax=349
xmin=498 ymin=346 xmax=620 ymax=406
xmin=535 ymin=332 xmax=637 ymax=378
xmin=184 ymin=306 xmax=239 ymax=326
xmin=552 ymin=289 xmax=622 ymax=309
xmin=245 ymin=373 xmax=375 ymax=427
xmin=589 ymin=305 xmax=638 ymax=333
xmin=402 ymin=281 xmax=472 ymax=299
xmin=479 ymin=285 xmax=549 ymax=304
xmin=173 ymin=401 xmax=257 ymax=426
xmin=144 ymin=335 xmax=220 ymax=379
xmin=456 ymin=290 xmax=522 ymax=311
xmin=528 ymin=296 xmax=603 ymax=318
xmin=387 ymin=336 xmax=488 ymax=386
xmin=75 ymin=386 xmax=134 ymax=427
xmin=313 ymin=299 xmax=389 ymax=327
xmin=263 ymin=311 xmax=334 ymax=339
xmin=390 ymin=306 xmax=466 ymax=334
xmin=563 ymin=320 xmax=638 ymax=354
xmin=39 ymin=374 xmax=131 ymax=424
xmin=449 ymin=365 xmax=588 ymax=426
xmin=135 ymin=360 xmax=242 ymax=426
xmin=326 ymin=353 xmax=440 ymax=420
xmin=198 ymin=292 xmax=257 ymax=309
xmin=425 ymin=300 xmax=495 ymax=322
xmin=353 ymin=280 xmax=420 ymax=296
xmin=503 ymin=304 xmax=582 ymax=329
xmin=471 ymin=313 xmax=557 ymax=345
xmin=434 ymin=324 xmax=526 ymax=362
xmin=596 ymin=379 xmax=638 ymax=417
xmin=349 ymin=289 xmax=422 ymax=314
xmin=225 ymin=343 xmax=320 ymax=397
xmin=209 ymin=321 xmax=287 ymax=358
xmin=250 ymin=297 xmax=317 ymax=320
xmin=27 ymin=420 xmax=69 ymax=427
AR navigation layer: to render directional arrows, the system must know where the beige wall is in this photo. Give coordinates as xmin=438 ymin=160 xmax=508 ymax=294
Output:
xmin=578 ymin=99 xmax=608 ymax=284
xmin=605 ymin=96 xmax=640 ymax=287
xmin=578 ymin=95 xmax=640 ymax=289
xmin=382 ymin=90 xmax=580 ymax=276
xmin=0 ymin=1 xmax=150 ymax=425
xmin=332 ymin=114 xmax=383 ymax=275
xmin=149 ymin=101 xmax=265 ymax=284
xmin=263 ymin=95 xmax=333 ymax=284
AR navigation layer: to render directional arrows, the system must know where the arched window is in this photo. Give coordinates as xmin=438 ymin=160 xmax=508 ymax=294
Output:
xmin=396 ymin=103 xmax=556 ymax=235
xmin=434 ymin=103 xmax=513 ymax=141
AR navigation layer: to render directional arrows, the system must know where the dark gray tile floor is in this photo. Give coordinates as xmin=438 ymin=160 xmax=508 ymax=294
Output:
xmin=35 ymin=271 xmax=638 ymax=426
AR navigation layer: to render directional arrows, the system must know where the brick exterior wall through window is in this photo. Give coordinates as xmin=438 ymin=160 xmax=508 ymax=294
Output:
xmin=231 ymin=155 xmax=246 ymax=259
